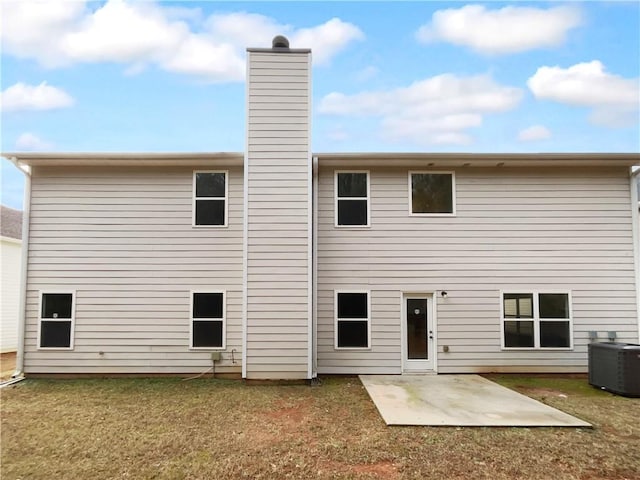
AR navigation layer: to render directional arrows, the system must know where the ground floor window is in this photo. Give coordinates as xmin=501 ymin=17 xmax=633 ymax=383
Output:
xmin=335 ymin=291 xmax=370 ymax=349
xmin=502 ymin=292 xmax=572 ymax=349
xmin=39 ymin=292 xmax=75 ymax=349
xmin=191 ymin=291 xmax=225 ymax=349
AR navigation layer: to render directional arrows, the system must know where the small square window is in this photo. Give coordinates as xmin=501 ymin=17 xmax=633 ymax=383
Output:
xmin=504 ymin=320 xmax=534 ymax=348
xmin=191 ymin=292 xmax=225 ymax=349
xmin=195 ymin=199 xmax=225 ymax=226
xmin=540 ymin=321 xmax=570 ymax=348
xmin=337 ymin=292 xmax=368 ymax=318
xmin=192 ymin=321 xmax=223 ymax=348
xmin=39 ymin=292 xmax=74 ymax=349
xmin=196 ymin=172 xmax=226 ymax=197
xmin=337 ymin=200 xmax=368 ymax=226
xmin=503 ymin=294 xmax=533 ymax=318
xmin=337 ymin=321 xmax=369 ymax=348
xmin=193 ymin=293 xmax=224 ymax=319
xmin=539 ymin=294 xmax=569 ymax=319
xmin=336 ymin=172 xmax=369 ymax=227
xmin=410 ymin=172 xmax=455 ymax=215
xmin=335 ymin=291 xmax=370 ymax=349
xmin=337 ymin=173 xmax=367 ymax=197
xmin=193 ymin=171 xmax=227 ymax=226
xmin=42 ymin=293 xmax=73 ymax=319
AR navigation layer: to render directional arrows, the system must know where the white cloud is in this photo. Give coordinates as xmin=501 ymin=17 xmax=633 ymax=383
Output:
xmin=518 ymin=125 xmax=552 ymax=142
xmin=1 ymin=82 xmax=74 ymax=112
xmin=0 ymin=1 xmax=87 ymax=67
xmin=528 ymin=61 xmax=640 ymax=127
xmin=319 ymin=74 xmax=522 ymax=145
xmin=416 ymin=5 xmax=582 ymax=54
xmin=14 ymin=133 xmax=54 ymax=151
xmin=159 ymin=36 xmax=244 ymax=81
xmin=61 ymin=0 xmax=187 ymax=64
xmin=291 ymin=18 xmax=364 ymax=65
xmin=1 ymin=1 xmax=363 ymax=82
xmin=206 ymin=12 xmax=286 ymax=50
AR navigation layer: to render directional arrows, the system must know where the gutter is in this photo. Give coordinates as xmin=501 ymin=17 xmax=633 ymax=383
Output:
xmin=312 ymin=156 xmax=319 ymax=378
xmin=241 ymin=54 xmax=250 ymax=379
xmin=6 ymin=157 xmax=31 ymax=379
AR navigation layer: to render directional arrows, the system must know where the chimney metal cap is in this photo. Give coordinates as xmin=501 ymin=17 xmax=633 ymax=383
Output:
xmin=272 ymin=35 xmax=290 ymax=49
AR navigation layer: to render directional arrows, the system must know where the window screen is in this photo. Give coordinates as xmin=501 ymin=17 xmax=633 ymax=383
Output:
xmin=336 ymin=173 xmax=368 ymax=226
xmin=194 ymin=172 xmax=226 ymax=226
xmin=191 ymin=292 xmax=224 ymax=348
xmin=336 ymin=292 xmax=369 ymax=348
xmin=39 ymin=293 xmax=73 ymax=348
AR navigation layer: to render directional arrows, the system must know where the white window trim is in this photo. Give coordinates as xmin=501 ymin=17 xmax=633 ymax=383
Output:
xmin=499 ymin=290 xmax=573 ymax=350
xmin=190 ymin=290 xmax=226 ymax=350
xmin=334 ymin=290 xmax=371 ymax=350
xmin=408 ymin=171 xmax=457 ymax=217
xmin=192 ymin=170 xmax=229 ymax=228
xmin=334 ymin=170 xmax=371 ymax=228
xmin=37 ymin=290 xmax=76 ymax=350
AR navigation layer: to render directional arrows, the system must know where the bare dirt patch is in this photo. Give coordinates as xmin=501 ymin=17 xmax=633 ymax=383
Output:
xmin=514 ymin=386 xmax=569 ymax=397
xmin=0 ymin=352 xmax=16 ymax=381
xmin=352 ymin=460 xmax=400 ymax=479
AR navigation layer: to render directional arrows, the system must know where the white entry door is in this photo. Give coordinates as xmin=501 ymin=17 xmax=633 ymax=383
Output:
xmin=402 ymin=295 xmax=435 ymax=372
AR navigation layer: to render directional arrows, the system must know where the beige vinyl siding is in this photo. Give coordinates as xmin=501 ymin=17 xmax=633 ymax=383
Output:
xmin=317 ymin=166 xmax=638 ymax=374
xmin=24 ymin=166 xmax=244 ymax=374
xmin=245 ymin=50 xmax=311 ymax=379
xmin=1 ymin=238 xmax=21 ymax=352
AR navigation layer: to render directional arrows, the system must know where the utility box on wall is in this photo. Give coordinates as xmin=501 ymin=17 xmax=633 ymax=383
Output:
xmin=588 ymin=342 xmax=640 ymax=397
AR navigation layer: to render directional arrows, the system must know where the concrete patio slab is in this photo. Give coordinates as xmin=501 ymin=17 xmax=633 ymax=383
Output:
xmin=359 ymin=374 xmax=591 ymax=427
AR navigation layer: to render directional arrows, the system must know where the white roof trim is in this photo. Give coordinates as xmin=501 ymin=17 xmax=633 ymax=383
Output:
xmin=315 ymin=153 xmax=640 ymax=168
xmin=3 ymin=152 xmax=638 ymax=168
xmin=2 ymin=152 xmax=244 ymax=167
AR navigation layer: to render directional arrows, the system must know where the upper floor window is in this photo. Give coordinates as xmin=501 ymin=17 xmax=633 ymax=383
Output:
xmin=39 ymin=292 xmax=75 ymax=349
xmin=409 ymin=172 xmax=455 ymax=215
xmin=501 ymin=292 xmax=572 ymax=349
xmin=335 ymin=171 xmax=369 ymax=227
xmin=193 ymin=171 xmax=227 ymax=227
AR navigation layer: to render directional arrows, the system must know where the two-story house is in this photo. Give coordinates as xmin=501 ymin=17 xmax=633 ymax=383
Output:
xmin=5 ymin=37 xmax=639 ymax=380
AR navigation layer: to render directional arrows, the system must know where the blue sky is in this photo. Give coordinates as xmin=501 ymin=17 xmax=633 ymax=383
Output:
xmin=2 ymin=1 xmax=639 ymax=209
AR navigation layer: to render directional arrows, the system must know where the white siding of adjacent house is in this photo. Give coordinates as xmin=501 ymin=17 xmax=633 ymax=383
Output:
xmin=1 ymin=238 xmax=21 ymax=353
xmin=244 ymin=50 xmax=311 ymax=379
xmin=23 ymin=166 xmax=244 ymax=374
xmin=317 ymin=166 xmax=638 ymax=374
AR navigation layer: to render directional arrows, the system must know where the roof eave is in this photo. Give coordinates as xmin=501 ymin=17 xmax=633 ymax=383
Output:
xmin=3 ymin=152 xmax=639 ymax=168
xmin=1 ymin=152 xmax=245 ymax=167
xmin=314 ymin=153 xmax=640 ymax=168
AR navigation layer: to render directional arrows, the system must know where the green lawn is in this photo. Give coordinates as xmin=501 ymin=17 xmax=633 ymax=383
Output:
xmin=1 ymin=375 xmax=638 ymax=479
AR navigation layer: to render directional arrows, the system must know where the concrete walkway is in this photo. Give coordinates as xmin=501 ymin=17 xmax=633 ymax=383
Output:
xmin=359 ymin=374 xmax=591 ymax=427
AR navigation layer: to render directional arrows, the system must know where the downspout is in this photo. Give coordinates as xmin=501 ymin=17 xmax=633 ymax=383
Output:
xmin=631 ymin=167 xmax=640 ymax=343
xmin=312 ymin=156 xmax=319 ymax=378
xmin=7 ymin=157 xmax=31 ymax=378
xmin=241 ymin=54 xmax=250 ymax=379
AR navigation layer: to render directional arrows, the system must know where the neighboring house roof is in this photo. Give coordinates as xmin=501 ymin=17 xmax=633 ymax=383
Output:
xmin=1 ymin=205 xmax=23 ymax=240
xmin=3 ymin=152 xmax=640 ymax=168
